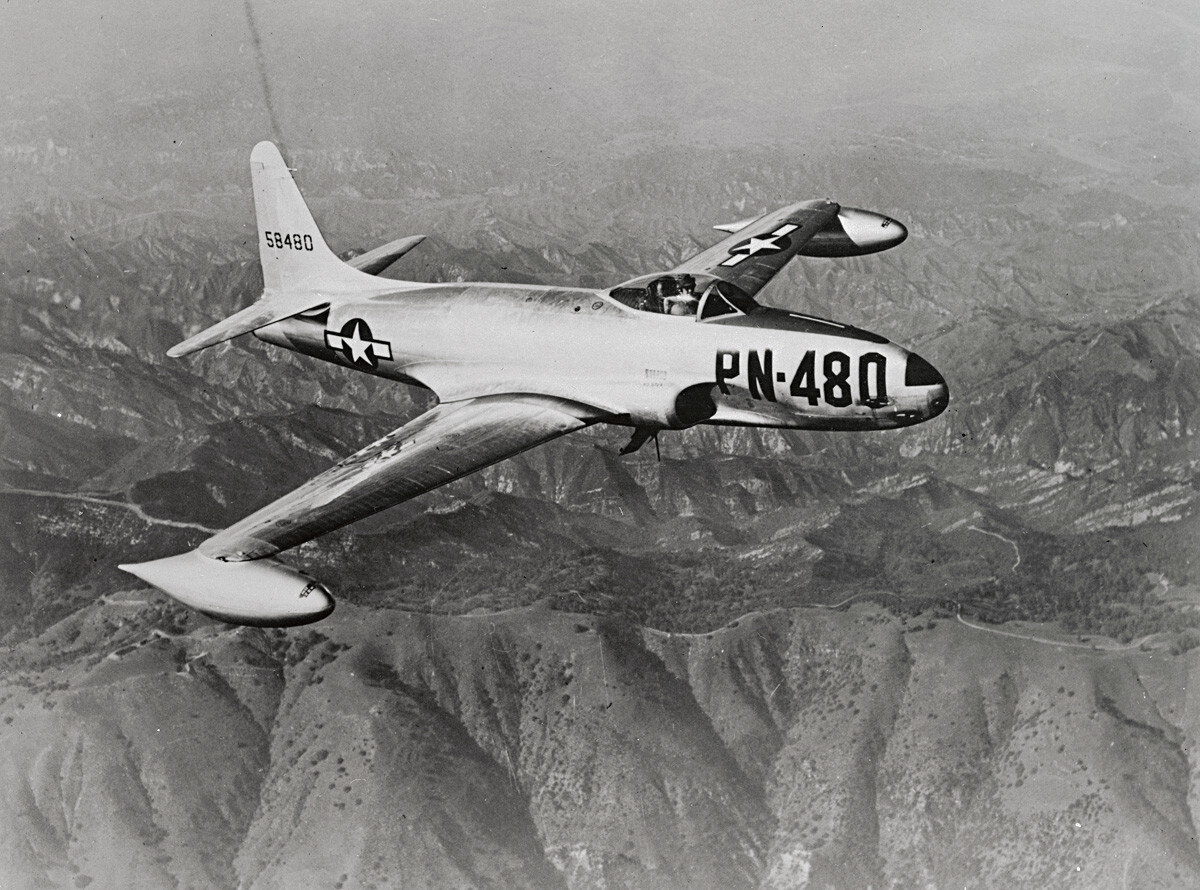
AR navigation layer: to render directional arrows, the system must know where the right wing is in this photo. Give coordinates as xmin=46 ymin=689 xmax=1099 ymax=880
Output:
xmin=199 ymin=395 xmax=593 ymax=562
xmin=611 ymin=200 xmax=840 ymax=303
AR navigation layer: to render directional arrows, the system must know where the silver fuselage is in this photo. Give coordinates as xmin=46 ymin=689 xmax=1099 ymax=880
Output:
xmin=256 ymin=283 xmax=948 ymax=432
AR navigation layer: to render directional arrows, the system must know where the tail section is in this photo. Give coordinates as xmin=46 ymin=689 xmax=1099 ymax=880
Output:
xmin=250 ymin=141 xmax=374 ymax=294
xmin=168 ymin=141 xmax=401 ymax=358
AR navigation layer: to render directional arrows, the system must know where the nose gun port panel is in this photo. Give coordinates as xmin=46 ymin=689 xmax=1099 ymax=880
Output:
xmin=905 ymin=352 xmax=949 ymax=418
xmin=905 ymin=353 xmax=943 ymax=387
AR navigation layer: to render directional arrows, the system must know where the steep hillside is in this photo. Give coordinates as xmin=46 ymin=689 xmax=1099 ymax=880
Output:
xmin=1 ymin=601 xmax=1197 ymax=889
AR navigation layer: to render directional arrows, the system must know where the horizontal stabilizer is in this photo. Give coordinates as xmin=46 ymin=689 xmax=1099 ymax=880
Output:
xmin=119 ymin=550 xmax=335 ymax=626
xmin=168 ymin=141 xmax=420 ymax=359
xmin=167 ymin=294 xmax=325 ymax=357
xmin=347 ymin=235 xmax=426 ymax=276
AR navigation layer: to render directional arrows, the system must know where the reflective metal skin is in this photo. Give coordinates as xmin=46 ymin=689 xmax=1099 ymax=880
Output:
xmin=120 ymin=142 xmax=948 ymax=626
xmin=814 ymin=207 xmax=907 ymax=256
xmin=714 ymin=207 xmax=908 ymax=257
xmin=119 ymin=552 xmax=334 ymax=626
xmin=255 ymin=293 xmax=948 ymax=432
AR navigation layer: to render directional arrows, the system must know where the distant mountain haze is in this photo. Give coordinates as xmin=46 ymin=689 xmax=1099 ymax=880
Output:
xmin=1 ymin=0 xmax=1193 ymax=181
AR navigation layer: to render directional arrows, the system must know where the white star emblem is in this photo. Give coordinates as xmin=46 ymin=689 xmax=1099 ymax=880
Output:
xmin=721 ymin=223 xmax=800 ymax=267
xmin=324 ymin=318 xmax=393 ymax=368
xmin=342 ymin=320 xmax=372 ymax=364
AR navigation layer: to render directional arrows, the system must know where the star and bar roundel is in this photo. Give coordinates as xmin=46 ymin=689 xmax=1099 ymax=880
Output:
xmin=721 ymin=223 xmax=800 ymax=267
xmin=324 ymin=318 xmax=393 ymax=369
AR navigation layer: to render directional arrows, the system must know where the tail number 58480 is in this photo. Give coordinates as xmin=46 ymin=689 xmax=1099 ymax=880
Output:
xmin=264 ymin=231 xmax=314 ymax=251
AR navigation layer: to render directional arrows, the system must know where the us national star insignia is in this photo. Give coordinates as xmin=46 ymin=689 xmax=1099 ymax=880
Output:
xmin=721 ymin=223 xmax=800 ymax=267
xmin=325 ymin=318 xmax=393 ymax=368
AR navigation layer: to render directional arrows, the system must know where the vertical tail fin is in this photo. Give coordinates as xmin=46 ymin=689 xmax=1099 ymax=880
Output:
xmin=168 ymin=142 xmax=396 ymax=358
xmin=250 ymin=141 xmax=376 ymax=294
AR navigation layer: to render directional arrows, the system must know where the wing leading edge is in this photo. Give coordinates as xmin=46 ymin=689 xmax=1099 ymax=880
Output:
xmin=199 ymin=396 xmax=593 ymax=562
xmin=612 ymin=200 xmax=840 ymax=302
xmin=120 ymin=395 xmax=592 ymax=625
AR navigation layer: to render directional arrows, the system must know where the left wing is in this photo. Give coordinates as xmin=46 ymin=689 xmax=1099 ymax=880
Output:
xmin=612 ymin=200 xmax=839 ymax=302
xmin=199 ymin=395 xmax=592 ymax=562
xmin=120 ymin=395 xmax=593 ymax=625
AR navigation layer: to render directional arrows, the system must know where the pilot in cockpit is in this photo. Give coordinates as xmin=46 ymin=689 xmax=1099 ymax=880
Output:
xmin=666 ymin=274 xmax=699 ymax=316
xmin=648 ymin=274 xmax=699 ymax=316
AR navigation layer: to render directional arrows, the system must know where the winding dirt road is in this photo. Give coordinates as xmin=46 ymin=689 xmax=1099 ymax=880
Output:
xmin=3 ymin=487 xmax=218 ymax=534
xmin=955 ymin=610 xmax=1150 ymax=652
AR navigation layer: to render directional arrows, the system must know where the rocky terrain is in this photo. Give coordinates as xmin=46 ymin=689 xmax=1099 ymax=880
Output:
xmin=2 ymin=0 xmax=1199 ymax=886
xmin=3 ymin=133 xmax=1198 ymax=883
xmin=2 ymin=599 xmax=1200 ymax=888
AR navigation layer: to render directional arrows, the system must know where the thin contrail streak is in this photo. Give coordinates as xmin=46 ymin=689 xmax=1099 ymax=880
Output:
xmin=243 ymin=0 xmax=286 ymax=150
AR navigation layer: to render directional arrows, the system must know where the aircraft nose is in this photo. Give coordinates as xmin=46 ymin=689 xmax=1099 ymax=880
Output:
xmin=905 ymin=352 xmax=949 ymax=418
xmin=928 ymin=381 xmax=949 ymax=418
xmin=838 ymin=208 xmax=908 ymax=251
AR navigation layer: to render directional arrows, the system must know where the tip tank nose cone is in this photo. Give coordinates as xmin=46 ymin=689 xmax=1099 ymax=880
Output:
xmin=837 ymin=208 xmax=908 ymax=251
xmin=118 ymin=550 xmax=335 ymax=627
xmin=929 ymin=384 xmax=949 ymax=418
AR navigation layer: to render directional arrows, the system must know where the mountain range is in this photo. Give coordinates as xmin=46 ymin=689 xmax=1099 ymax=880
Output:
xmin=2 ymin=1 xmax=1199 ymax=881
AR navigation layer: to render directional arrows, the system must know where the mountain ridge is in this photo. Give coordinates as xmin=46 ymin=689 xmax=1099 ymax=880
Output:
xmin=2 ymin=599 xmax=1198 ymax=888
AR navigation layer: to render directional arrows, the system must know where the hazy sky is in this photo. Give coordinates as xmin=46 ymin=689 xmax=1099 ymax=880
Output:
xmin=2 ymin=0 xmax=1196 ymax=171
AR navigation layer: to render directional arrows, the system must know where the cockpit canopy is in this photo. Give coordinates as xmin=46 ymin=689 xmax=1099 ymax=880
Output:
xmin=608 ymin=274 xmax=756 ymax=321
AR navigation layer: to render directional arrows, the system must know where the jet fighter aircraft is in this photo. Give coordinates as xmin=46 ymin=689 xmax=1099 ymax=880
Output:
xmin=120 ymin=142 xmax=948 ymax=626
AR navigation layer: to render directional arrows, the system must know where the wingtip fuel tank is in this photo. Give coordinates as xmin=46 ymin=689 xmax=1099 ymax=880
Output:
xmin=119 ymin=550 xmax=335 ymax=627
xmin=713 ymin=205 xmax=906 ymax=257
xmin=799 ymin=207 xmax=908 ymax=257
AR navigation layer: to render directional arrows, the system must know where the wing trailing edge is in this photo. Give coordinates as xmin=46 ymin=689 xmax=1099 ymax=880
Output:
xmin=123 ymin=396 xmax=593 ymax=623
xmin=199 ymin=395 xmax=593 ymax=562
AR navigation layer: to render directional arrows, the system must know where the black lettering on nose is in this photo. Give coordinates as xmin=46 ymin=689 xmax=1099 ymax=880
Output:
xmin=747 ymin=350 xmax=776 ymax=402
xmin=715 ymin=351 xmax=740 ymax=394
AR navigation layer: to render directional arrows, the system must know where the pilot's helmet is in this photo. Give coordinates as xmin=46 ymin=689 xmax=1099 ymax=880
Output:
xmin=677 ymin=274 xmax=696 ymax=294
xmin=651 ymin=276 xmax=679 ymax=298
